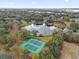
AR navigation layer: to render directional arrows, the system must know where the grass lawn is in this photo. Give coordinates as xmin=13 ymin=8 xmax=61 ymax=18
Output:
xmin=37 ymin=35 xmax=52 ymax=43
xmin=76 ymin=29 xmax=79 ymax=32
xmin=0 ymin=44 xmax=5 ymax=50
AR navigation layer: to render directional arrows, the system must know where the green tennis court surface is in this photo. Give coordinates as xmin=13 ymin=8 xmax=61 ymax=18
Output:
xmin=19 ymin=38 xmax=46 ymax=54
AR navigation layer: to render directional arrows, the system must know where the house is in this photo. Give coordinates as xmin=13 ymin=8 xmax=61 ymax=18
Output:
xmin=73 ymin=32 xmax=79 ymax=35
xmin=22 ymin=23 xmax=58 ymax=36
xmin=63 ymin=28 xmax=70 ymax=33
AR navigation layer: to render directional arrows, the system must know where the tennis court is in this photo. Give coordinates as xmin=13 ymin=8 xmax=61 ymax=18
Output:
xmin=19 ymin=38 xmax=46 ymax=54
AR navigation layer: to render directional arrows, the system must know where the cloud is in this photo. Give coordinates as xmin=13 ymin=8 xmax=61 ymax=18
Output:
xmin=31 ymin=1 xmax=36 ymax=5
xmin=64 ymin=0 xmax=69 ymax=2
xmin=0 ymin=1 xmax=16 ymax=8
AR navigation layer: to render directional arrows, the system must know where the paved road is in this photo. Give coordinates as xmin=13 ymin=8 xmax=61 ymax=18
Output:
xmin=60 ymin=42 xmax=79 ymax=59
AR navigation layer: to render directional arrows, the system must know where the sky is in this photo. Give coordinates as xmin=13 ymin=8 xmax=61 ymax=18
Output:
xmin=0 ymin=0 xmax=78 ymax=8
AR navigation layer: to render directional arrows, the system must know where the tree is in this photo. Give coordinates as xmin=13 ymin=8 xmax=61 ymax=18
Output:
xmin=63 ymin=15 xmax=70 ymax=22
xmin=15 ymin=29 xmax=33 ymax=41
xmin=70 ymin=22 xmax=79 ymax=32
xmin=49 ymin=32 xmax=64 ymax=57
